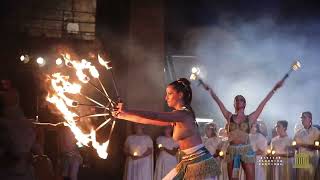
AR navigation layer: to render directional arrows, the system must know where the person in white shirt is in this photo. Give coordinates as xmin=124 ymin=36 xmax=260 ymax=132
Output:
xmin=123 ymin=124 xmax=153 ymax=180
xmin=271 ymin=120 xmax=294 ymax=180
xmin=294 ymin=112 xmax=320 ymax=180
xmin=154 ymin=126 xmax=179 ymax=180
xmin=249 ymin=122 xmax=268 ymax=180
xmin=203 ymin=122 xmax=222 ymax=156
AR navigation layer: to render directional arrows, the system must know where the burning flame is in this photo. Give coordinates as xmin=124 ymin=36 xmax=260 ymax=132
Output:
xmin=190 ymin=67 xmax=201 ymax=80
xmin=98 ymin=54 xmax=112 ymax=70
xmin=91 ymin=130 xmax=109 ymax=159
xmin=291 ymin=61 xmax=301 ymax=71
xmin=46 ymin=55 xmax=112 ymax=159
xmin=62 ymin=54 xmax=100 ymax=83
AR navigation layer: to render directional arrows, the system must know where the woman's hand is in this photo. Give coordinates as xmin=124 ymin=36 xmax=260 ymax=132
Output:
xmin=273 ymin=79 xmax=285 ymax=91
xmin=112 ymin=102 xmax=126 ymax=118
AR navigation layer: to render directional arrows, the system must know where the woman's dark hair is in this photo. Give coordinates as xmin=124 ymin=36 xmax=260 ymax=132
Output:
xmin=277 ymin=120 xmax=288 ymax=130
xmin=234 ymin=95 xmax=246 ymax=104
xmin=251 ymin=123 xmax=261 ymax=134
xmin=169 ymin=78 xmax=195 ymax=118
xmin=169 ymin=78 xmax=192 ymax=105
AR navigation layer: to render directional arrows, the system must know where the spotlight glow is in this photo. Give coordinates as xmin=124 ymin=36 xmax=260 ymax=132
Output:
xmin=36 ymin=57 xmax=45 ymax=65
xmin=292 ymin=141 xmax=297 ymax=146
xmin=191 ymin=67 xmax=200 ymax=74
xmin=190 ymin=67 xmax=201 ymax=80
xmin=56 ymin=58 xmax=63 ymax=65
xmin=219 ymin=151 xmax=224 ymax=157
xmin=267 ymin=149 xmax=272 ymax=154
xmin=20 ymin=55 xmax=30 ymax=63
xmin=20 ymin=55 xmax=25 ymax=61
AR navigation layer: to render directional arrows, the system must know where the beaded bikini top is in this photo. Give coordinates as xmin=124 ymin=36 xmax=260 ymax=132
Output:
xmin=228 ymin=114 xmax=251 ymax=133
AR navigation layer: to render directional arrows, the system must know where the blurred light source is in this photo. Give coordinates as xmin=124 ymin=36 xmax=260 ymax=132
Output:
xmin=56 ymin=58 xmax=63 ymax=65
xmin=20 ymin=55 xmax=25 ymax=61
xmin=191 ymin=67 xmax=200 ymax=74
xmin=190 ymin=67 xmax=201 ymax=80
xmin=267 ymin=149 xmax=272 ymax=154
xmin=292 ymin=141 xmax=297 ymax=146
xmin=196 ymin=118 xmax=213 ymax=123
xmin=219 ymin=151 xmax=224 ymax=157
xmin=36 ymin=57 xmax=45 ymax=66
xmin=20 ymin=55 xmax=30 ymax=63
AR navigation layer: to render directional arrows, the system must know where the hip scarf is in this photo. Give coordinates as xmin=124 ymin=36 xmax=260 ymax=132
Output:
xmin=173 ymin=144 xmax=221 ymax=180
xmin=226 ymin=144 xmax=255 ymax=178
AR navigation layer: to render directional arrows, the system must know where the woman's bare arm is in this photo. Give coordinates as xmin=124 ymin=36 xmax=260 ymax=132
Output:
xmin=115 ymin=109 xmax=189 ymax=126
xmin=203 ymin=84 xmax=232 ymax=121
xmin=249 ymin=80 xmax=284 ymax=122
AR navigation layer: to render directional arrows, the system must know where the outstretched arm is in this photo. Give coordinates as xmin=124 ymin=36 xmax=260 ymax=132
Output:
xmin=113 ymin=103 xmax=190 ymax=126
xmin=249 ymin=79 xmax=284 ymax=122
xmin=203 ymin=83 xmax=232 ymax=121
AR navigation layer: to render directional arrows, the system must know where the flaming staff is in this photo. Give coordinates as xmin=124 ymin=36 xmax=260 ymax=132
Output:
xmin=190 ymin=60 xmax=302 ymax=90
xmin=98 ymin=54 xmax=121 ymax=148
xmin=281 ymin=60 xmax=301 ymax=81
xmin=46 ymin=54 xmax=117 ymax=159
xmin=189 ymin=67 xmax=208 ymax=89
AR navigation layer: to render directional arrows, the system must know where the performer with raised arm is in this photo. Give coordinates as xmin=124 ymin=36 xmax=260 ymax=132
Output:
xmin=113 ymin=78 xmax=220 ymax=180
xmin=201 ymin=79 xmax=284 ymax=180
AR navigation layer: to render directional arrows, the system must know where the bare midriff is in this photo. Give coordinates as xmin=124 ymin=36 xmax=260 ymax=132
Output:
xmin=228 ymin=129 xmax=249 ymax=145
xmin=173 ymin=121 xmax=202 ymax=150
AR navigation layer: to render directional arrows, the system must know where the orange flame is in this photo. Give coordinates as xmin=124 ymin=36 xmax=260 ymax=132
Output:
xmin=91 ymin=130 xmax=109 ymax=159
xmin=62 ymin=54 xmax=100 ymax=83
xmin=98 ymin=54 xmax=112 ymax=70
xmin=47 ymin=69 xmax=110 ymax=159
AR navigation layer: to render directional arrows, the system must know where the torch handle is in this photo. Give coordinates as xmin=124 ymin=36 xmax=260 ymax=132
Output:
xmin=281 ymin=73 xmax=289 ymax=81
xmin=281 ymin=68 xmax=293 ymax=81
xmin=198 ymin=79 xmax=209 ymax=91
xmin=110 ymin=70 xmax=121 ymax=102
